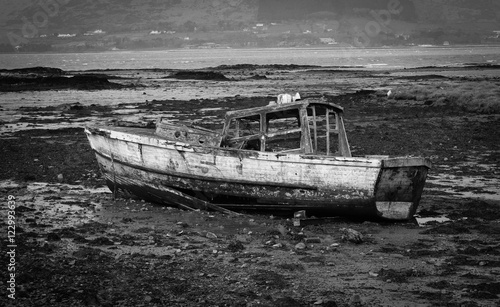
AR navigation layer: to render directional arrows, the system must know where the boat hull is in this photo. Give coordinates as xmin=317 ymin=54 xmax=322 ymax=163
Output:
xmin=85 ymin=126 xmax=430 ymax=220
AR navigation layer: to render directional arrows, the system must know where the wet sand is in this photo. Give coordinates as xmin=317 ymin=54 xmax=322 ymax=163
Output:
xmin=0 ymin=65 xmax=499 ymax=306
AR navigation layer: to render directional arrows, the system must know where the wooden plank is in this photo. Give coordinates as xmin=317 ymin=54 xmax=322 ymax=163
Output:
xmin=110 ymin=151 xmax=117 ymax=200
xmin=315 ymin=131 xmax=339 ymax=138
xmin=224 ymin=100 xmax=345 ymax=119
xmin=299 ymin=107 xmax=313 ymax=154
xmin=155 ymin=120 xmax=222 ymax=147
xmin=160 ymin=185 xmax=243 ymax=216
xmin=337 ymin=115 xmax=352 ymax=157
xmin=227 ymin=134 xmax=261 ymax=142
xmin=266 ymin=128 xmax=302 ymax=138
xmin=312 ymin=106 xmax=318 ymax=153
xmin=260 ymin=113 xmax=267 ymax=151
xmin=382 ymin=157 xmax=432 ymax=168
xmin=326 ymin=109 xmax=330 ymax=156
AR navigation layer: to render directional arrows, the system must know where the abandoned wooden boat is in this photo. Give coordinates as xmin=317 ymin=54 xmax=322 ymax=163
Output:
xmin=85 ymin=99 xmax=431 ymax=220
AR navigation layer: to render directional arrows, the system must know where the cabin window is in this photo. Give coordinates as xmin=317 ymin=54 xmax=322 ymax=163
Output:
xmin=226 ymin=119 xmax=239 ymax=138
xmin=223 ymin=117 xmax=261 ymax=150
xmin=240 ymin=118 xmax=260 ymax=137
xmin=239 ymin=118 xmax=261 ymax=150
xmin=264 ymin=110 xmax=302 ymax=152
xmin=223 ymin=109 xmax=304 ymax=153
xmin=221 ymin=103 xmax=350 ymax=156
xmin=307 ymin=106 xmax=340 ymax=155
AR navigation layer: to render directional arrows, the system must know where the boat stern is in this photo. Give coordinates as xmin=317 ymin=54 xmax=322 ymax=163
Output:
xmin=374 ymin=157 xmax=431 ymax=220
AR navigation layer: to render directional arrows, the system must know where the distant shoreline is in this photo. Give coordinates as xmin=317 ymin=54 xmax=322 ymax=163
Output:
xmin=1 ymin=43 xmax=500 ymax=55
xmin=1 ymin=46 xmax=499 ymax=71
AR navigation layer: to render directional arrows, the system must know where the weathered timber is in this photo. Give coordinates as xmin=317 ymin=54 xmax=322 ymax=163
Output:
xmin=86 ymin=98 xmax=431 ymax=220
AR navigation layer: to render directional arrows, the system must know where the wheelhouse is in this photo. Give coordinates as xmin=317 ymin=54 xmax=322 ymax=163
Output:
xmin=221 ymin=100 xmax=351 ymax=157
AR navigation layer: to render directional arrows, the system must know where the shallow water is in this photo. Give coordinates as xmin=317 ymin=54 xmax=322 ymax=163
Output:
xmin=0 ymin=180 xmax=109 ymax=229
xmin=1 ymin=46 xmax=500 ymax=71
xmin=427 ymin=173 xmax=500 ymax=201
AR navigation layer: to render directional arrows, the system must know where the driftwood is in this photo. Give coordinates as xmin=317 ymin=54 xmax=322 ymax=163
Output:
xmin=158 ymin=186 xmax=243 ymax=216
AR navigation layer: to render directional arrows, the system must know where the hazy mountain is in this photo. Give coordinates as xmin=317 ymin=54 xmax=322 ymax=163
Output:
xmin=0 ymin=0 xmax=258 ymax=33
xmin=0 ymin=0 xmax=498 ymax=50
xmin=257 ymin=0 xmax=499 ymax=22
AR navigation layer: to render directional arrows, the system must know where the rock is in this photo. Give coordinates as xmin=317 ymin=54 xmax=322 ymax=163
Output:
xmin=206 ymin=232 xmax=218 ymax=239
xmin=340 ymin=228 xmax=363 ymax=244
xmin=177 ymin=221 xmax=189 ymax=228
xmin=369 ymin=271 xmax=379 ymax=277
xmin=226 ymin=240 xmax=245 ymax=252
xmin=295 ymin=242 xmax=306 ymax=250
xmin=277 ymin=224 xmax=288 ymax=236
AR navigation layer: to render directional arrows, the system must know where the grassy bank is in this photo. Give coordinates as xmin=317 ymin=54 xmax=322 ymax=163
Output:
xmin=391 ymin=81 xmax=500 ymax=114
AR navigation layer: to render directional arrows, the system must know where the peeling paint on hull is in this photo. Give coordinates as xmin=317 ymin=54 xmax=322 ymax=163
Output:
xmin=96 ymin=152 xmax=377 ymax=216
xmin=85 ymin=126 xmax=430 ymax=220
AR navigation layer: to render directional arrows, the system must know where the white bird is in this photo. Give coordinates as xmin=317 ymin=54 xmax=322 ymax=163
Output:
xmin=387 ymin=89 xmax=392 ymax=98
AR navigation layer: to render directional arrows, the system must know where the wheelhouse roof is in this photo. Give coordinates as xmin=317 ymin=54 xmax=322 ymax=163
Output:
xmin=224 ymin=100 xmax=344 ymax=120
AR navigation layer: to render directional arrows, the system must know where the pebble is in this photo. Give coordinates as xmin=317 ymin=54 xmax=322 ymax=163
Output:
xmin=295 ymin=242 xmax=306 ymax=250
xmin=277 ymin=224 xmax=288 ymax=236
xmin=206 ymin=232 xmax=218 ymax=239
xmin=177 ymin=221 xmax=189 ymax=228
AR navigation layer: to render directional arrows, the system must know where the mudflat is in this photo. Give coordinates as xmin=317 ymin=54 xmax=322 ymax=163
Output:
xmin=1 ymin=64 xmax=499 ymax=306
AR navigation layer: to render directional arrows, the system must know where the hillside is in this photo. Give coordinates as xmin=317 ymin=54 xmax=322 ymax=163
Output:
xmin=0 ymin=0 xmax=499 ymax=52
